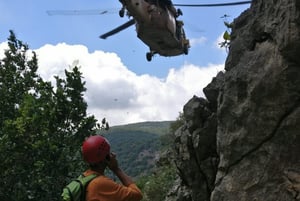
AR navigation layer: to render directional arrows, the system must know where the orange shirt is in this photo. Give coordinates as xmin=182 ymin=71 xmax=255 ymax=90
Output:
xmin=84 ymin=169 xmax=143 ymax=201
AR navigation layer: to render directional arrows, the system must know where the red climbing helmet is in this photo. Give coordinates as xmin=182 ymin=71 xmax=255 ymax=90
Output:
xmin=82 ymin=135 xmax=110 ymax=164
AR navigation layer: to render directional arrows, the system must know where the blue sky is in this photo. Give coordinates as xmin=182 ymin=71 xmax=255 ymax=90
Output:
xmin=0 ymin=0 xmax=250 ymax=125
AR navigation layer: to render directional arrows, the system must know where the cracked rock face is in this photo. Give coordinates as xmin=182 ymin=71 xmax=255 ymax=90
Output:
xmin=169 ymin=0 xmax=300 ymax=200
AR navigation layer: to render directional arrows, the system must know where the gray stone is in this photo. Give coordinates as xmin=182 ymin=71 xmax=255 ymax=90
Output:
xmin=167 ymin=0 xmax=300 ymax=200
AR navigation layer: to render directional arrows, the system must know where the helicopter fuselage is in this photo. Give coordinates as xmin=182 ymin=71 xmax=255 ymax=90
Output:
xmin=119 ymin=0 xmax=190 ymax=61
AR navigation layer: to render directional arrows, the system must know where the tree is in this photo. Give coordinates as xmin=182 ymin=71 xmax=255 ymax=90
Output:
xmin=0 ymin=31 xmax=98 ymax=201
xmin=0 ymin=31 xmax=39 ymax=129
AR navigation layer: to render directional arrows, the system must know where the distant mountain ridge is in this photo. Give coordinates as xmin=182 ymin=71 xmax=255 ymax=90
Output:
xmin=107 ymin=121 xmax=173 ymax=136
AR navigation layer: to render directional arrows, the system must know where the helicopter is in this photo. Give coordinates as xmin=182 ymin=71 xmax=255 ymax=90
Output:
xmin=47 ymin=1 xmax=252 ymax=62
xmin=99 ymin=0 xmax=252 ymax=61
xmin=99 ymin=0 xmax=190 ymax=61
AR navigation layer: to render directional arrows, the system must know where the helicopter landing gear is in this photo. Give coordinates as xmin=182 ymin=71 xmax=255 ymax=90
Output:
xmin=119 ymin=7 xmax=125 ymax=17
xmin=146 ymin=51 xmax=157 ymax=61
xmin=146 ymin=52 xmax=153 ymax=61
xmin=183 ymin=43 xmax=189 ymax=55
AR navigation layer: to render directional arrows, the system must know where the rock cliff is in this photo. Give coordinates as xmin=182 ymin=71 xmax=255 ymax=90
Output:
xmin=166 ymin=0 xmax=300 ymax=200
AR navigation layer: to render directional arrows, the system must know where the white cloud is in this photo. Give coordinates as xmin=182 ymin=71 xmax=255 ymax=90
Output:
xmin=1 ymin=42 xmax=224 ymax=126
xmin=0 ymin=42 xmax=8 ymax=58
xmin=189 ymin=36 xmax=207 ymax=46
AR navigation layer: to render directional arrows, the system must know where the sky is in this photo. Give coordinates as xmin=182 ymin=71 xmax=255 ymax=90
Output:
xmin=0 ymin=0 xmax=250 ymax=126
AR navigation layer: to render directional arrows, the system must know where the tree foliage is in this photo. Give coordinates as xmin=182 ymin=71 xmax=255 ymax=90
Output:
xmin=0 ymin=31 xmax=98 ymax=201
xmin=219 ymin=14 xmax=233 ymax=51
xmin=137 ymin=164 xmax=177 ymax=201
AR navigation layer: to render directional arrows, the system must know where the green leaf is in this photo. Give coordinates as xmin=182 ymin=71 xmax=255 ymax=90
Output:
xmin=223 ymin=30 xmax=231 ymax=41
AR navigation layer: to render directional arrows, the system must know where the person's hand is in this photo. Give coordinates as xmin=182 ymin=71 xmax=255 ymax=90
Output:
xmin=106 ymin=152 xmax=135 ymax=187
xmin=106 ymin=152 xmax=120 ymax=172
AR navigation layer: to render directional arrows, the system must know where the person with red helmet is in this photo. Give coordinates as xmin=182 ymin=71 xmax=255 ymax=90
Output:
xmin=81 ymin=135 xmax=143 ymax=201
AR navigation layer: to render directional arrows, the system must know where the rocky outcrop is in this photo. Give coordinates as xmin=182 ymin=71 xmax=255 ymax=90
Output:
xmin=167 ymin=0 xmax=300 ymax=200
xmin=170 ymin=96 xmax=219 ymax=201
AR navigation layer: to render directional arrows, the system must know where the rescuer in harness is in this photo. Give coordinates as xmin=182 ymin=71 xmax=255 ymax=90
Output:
xmin=81 ymin=135 xmax=143 ymax=201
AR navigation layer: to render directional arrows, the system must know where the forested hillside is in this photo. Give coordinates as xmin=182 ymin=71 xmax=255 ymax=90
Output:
xmin=100 ymin=121 xmax=173 ymax=178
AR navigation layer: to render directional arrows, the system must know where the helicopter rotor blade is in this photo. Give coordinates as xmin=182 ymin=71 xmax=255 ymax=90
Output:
xmin=46 ymin=9 xmax=116 ymax=16
xmin=174 ymin=1 xmax=251 ymax=7
xmin=99 ymin=19 xmax=135 ymax=39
